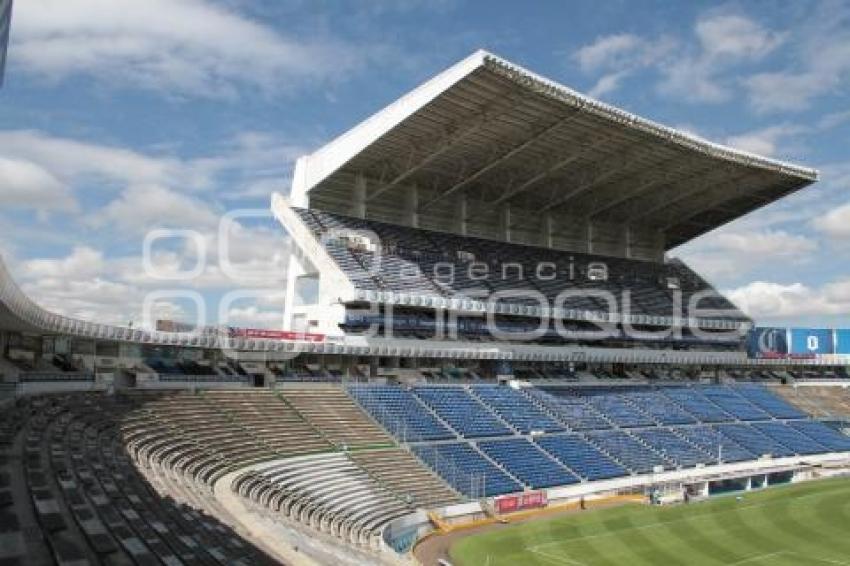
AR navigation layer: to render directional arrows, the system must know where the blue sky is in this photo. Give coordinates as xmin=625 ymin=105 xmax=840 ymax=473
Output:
xmin=1 ymin=0 xmax=849 ymax=330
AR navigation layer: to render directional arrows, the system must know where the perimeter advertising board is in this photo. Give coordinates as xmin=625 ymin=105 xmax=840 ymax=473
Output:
xmin=789 ymin=328 xmax=834 ymax=356
xmin=747 ymin=327 xmax=788 ymax=359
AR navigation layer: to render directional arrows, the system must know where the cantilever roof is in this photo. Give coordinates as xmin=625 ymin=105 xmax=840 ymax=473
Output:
xmin=293 ymin=50 xmax=817 ymax=249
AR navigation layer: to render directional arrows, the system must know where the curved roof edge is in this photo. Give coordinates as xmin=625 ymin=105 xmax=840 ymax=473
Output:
xmin=293 ymin=49 xmax=817 ymax=204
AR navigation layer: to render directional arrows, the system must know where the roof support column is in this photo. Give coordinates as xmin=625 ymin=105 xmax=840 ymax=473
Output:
xmin=624 ymin=225 xmax=633 ymax=259
xmin=541 ymin=212 xmax=554 ymax=248
xmin=586 ymin=220 xmax=594 ymax=254
xmin=454 ymin=194 xmax=468 ymax=235
xmin=405 ymin=184 xmax=419 ymax=228
xmin=352 ymin=173 xmax=367 ymax=219
xmin=653 ymin=230 xmax=666 ymax=262
xmin=501 ymin=203 xmax=512 ymax=243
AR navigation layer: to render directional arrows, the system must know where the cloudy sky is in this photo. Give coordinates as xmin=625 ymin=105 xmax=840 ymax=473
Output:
xmin=1 ymin=0 xmax=849 ymax=330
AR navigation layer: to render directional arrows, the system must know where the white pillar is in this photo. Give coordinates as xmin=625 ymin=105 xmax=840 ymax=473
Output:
xmin=501 ymin=203 xmax=511 ymax=243
xmin=455 ymin=194 xmax=468 ymax=235
xmin=353 ymin=174 xmax=367 ymax=218
xmin=405 ymin=185 xmax=419 ymax=228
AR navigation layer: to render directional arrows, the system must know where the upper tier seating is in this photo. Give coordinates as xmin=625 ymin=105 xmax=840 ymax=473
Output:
xmin=412 ymin=442 xmax=521 ymax=497
xmin=278 ymin=386 xmax=394 ymax=449
xmin=535 ymin=434 xmax=627 ymax=480
xmin=293 ymin=207 xmax=746 ymax=319
xmin=476 ymin=438 xmax=579 ymax=489
xmin=348 ymin=386 xmax=455 ymax=441
xmin=471 ymin=385 xmax=564 ymax=433
xmin=412 ymin=386 xmax=511 ymax=438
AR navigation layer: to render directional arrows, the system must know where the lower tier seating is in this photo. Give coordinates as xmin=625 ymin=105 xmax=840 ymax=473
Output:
xmin=348 ymin=448 xmax=461 ymax=508
xmin=277 ymin=385 xmax=394 ymax=449
xmin=586 ymin=430 xmax=673 ymax=473
xmin=476 ymin=438 xmax=579 ymax=489
xmin=412 ymin=442 xmax=522 ymax=497
xmin=535 ymin=434 xmax=628 ymax=480
xmin=776 ymin=386 xmax=850 ymax=420
xmin=234 ymin=452 xmax=411 ymax=550
xmin=0 ymin=394 xmax=277 ymax=565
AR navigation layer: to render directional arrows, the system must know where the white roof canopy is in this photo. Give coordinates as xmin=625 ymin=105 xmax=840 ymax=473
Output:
xmin=293 ymin=50 xmax=817 ymax=249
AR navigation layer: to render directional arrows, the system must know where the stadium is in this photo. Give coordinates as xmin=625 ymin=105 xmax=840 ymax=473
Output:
xmin=4 ymin=47 xmax=850 ymax=566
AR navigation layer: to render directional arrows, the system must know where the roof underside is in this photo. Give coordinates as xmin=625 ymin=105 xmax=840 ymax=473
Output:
xmin=301 ymin=52 xmax=817 ymax=249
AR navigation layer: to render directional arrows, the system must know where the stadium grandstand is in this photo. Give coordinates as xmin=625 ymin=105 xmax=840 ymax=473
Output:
xmin=3 ymin=50 xmax=850 ymax=565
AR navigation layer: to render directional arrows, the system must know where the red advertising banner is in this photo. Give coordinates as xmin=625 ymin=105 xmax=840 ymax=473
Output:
xmin=494 ymin=491 xmax=548 ymax=514
xmin=233 ymin=328 xmax=325 ymax=342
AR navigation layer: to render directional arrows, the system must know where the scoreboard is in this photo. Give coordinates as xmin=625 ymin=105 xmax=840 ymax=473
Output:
xmin=749 ymin=327 xmax=850 ymax=360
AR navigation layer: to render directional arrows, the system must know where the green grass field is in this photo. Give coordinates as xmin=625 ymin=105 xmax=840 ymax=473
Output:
xmin=450 ymin=477 xmax=850 ymax=566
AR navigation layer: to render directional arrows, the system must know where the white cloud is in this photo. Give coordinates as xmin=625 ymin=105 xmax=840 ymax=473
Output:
xmin=574 ymin=11 xmax=784 ymax=104
xmin=814 ymin=202 xmax=850 ymax=239
xmin=0 ymin=157 xmax=78 ymax=212
xmin=88 ymin=184 xmax=220 ymax=234
xmin=20 ymin=246 xmax=105 ymax=281
xmin=575 ymin=34 xmax=645 ymax=72
xmin=724 ymin=124 xmax=807 ymax=157
xmin=573 ymin=33 xmax=676 ymax=98
xmin=677 ymin=228 xmax=818 ymax=282
xmin=695 ymin=14 xmax=784 ymax=60
xmin=11 ymin=0 xmax=369 ymax=98
xmin=744 ymin=2 xmax=850 ymax=112
xmin=0 ymin=130 xmax=209 ymax=190
xmin=727 ymin=279 xmax=850 ymax=319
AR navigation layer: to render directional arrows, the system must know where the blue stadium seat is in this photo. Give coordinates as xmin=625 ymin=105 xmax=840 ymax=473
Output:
xmin=628 ymin=391 xmax=697 ymax=425
xmin=662 ymin=387 xmax=733 ymax=423
xmin=471 ymin=385 xmax=564 ymax=433
xmin=412 ymin=386 xmax=511 ymax=438
xmin=535 ymin=434 xmax=628 ymax=481
xmin=751 ymin=422 xmax=827 ymax=455
xmin=348 ymin=386 xmax=455 ymax=441
xmin=732 ymin=385 xmax=807 ymax=419
xmin=531 ymin=389 xmax=612 ymax=430
xmin=700 ymin=386 xmax=771 ymax=421
xmin=672 ymin=425 xmax=755 ymax=463
xmin=412 ymin=442 xmax=521 ymax=497
xmin=586 ymin=430 xmax=672 ymax=473
xmin=632 ymin=428 xmax=711 ymax=468
xmin=716 ymin=423 xmax=796 ymax=458
xmin=477 ymin=438 xmax=579 ymax=489
xmin=582 ymin=391 xmax=656 ymax=428
xmin=789 ymin=421 xmax=850 ymax=452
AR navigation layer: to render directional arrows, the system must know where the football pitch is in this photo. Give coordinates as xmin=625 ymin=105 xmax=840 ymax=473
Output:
xmin=449 ymin=477 xmax=850 ymax=566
